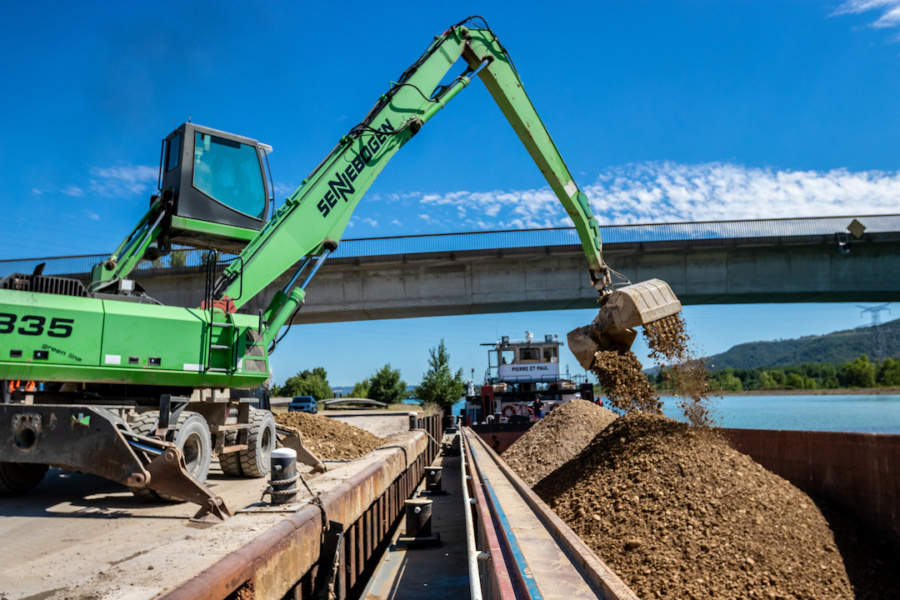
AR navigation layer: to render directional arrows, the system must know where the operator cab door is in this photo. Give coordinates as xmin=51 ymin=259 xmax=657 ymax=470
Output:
xmin=160 ymin=123 xmax=273 ymax=252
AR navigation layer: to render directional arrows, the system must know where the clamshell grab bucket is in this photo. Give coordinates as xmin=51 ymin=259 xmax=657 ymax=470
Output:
xmin=568 ymin=278 xmax=682 ymax=369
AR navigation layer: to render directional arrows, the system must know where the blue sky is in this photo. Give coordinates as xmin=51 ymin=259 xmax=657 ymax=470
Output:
xmin=2 ymin=1 xmax=899 ymax=388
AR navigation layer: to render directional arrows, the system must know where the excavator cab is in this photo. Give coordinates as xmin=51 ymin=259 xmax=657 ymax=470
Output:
xmin=158 ymin=123 xmax=274 ymax=252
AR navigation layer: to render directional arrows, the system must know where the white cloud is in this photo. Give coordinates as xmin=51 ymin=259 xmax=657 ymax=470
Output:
xmin=274 ymin=182 xmax=295 ymax=198
xmin=406 ymin=162 xmax=900 ymax=229
xmin=390 ymin=219 xmax=402 ymax=226
xmin=31 ymin=188 xmax=43 ymax=195
xmin=363 ymin=218 xmax=378 ymax=227
xmin=87 ymin=212 xmax=100 ymax=221
xmin=62 ymin=185 xmax=84 ymax=197
xmin=585 ymin=162 xmax=900 ymax=224
xmin=89 ymin=165 xmax=158 ymax=198
xmin=834 ymin=1 xmax=900 ymax=37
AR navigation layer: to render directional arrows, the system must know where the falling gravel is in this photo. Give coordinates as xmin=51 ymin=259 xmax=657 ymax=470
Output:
xmin=589 ymin=312 xmax=715 ymax=427
xmin=593 ymin=349 xmax=662 ymax=414
xmin=502 ymin=400 xmax=618 ymax=487
xmin=644 ymin=313 xmax=716 ymax=427
xmin=275 ymin=412 xmax=385 ymax=460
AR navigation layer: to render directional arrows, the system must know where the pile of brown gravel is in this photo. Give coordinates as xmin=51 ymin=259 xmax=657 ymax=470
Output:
xmin=502 ymin=400 xmax=618 ymax=487
xmin=275 ymin=412 xmax=385 ymax=460
xmin=535 ymin=413 xmax=853 ymax=600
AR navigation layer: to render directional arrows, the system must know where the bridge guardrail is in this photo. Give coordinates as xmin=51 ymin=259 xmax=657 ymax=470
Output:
xmin=2 ymin=214 xmax=898 ymax=278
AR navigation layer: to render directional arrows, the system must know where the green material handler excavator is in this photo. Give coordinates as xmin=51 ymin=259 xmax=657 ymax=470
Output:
xmin=0 ymin=18 xmax=680 ymax=520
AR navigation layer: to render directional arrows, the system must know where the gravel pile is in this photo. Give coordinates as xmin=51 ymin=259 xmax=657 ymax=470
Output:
xmin=275 ymin=412 xmax=385 ymax=460
xmin=503 ymin=400 xmax=618 ymax=487
xmin=534 ymin=412 xmax=853 ymax=600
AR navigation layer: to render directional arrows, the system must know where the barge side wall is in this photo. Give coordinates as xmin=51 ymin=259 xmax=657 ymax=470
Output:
xmin=720 ymin=428 xmax=899 ymax=544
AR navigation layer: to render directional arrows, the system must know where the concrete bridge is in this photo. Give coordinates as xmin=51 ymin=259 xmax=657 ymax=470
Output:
xmin=3 ymin=215 xmax=899 ymax=324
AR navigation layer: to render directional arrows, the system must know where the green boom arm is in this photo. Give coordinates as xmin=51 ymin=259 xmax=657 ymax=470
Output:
xmin=213 ymin=23 xmax=609 ymax=346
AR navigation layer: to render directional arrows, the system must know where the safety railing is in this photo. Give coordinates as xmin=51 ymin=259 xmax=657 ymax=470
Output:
xmin=2 ymin=214 xmax=897 ymax=278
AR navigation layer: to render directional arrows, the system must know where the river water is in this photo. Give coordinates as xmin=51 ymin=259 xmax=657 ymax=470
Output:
xmin=660 ymin=394 xmax=900 ymax=434
xmin=453 ymin=394 xmax=900 ymax=434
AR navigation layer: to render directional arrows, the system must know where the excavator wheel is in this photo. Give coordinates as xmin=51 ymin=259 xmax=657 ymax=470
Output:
xmin=0 ymin=462 xmax=49 ymax=494
xmin=238 ymin=408 xmax=275 ymax=478
xmin=129 ymin=411 xmax=212 ymax=502
xmin=217 ymin=437 xmax=243 ymax=477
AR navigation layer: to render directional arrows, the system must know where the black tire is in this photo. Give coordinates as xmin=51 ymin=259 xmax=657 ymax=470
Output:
xmin=0 ymin=462 xmax=48 ymax=494
xmin=129 ymin=410 xmax=162 ymax=438
xmin=218 ymin=430 xmax=243 ymax=477
xmin=239 ymin=408 xmax=275 ymax=478
xmin=128 ymin=412 xmax=162 ymax=501
xmin=130 ymin=411 xmax=212 ymax=501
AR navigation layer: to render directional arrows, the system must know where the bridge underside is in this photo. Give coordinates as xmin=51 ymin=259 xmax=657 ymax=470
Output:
xmin=139 ymin=235 xmax=900 ymax=324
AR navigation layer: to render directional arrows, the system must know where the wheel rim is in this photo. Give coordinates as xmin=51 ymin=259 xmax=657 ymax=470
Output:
xmin=261 ymin=426 xmax=272 ymax=462
xmin=182 ymin=433 xmax=202 ymax=475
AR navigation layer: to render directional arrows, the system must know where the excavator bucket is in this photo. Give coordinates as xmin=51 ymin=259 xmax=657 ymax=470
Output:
xmin=568 ymin=278 xmax=682 ymax=369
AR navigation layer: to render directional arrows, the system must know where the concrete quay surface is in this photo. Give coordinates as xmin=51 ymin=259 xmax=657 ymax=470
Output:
xmin=0 ymin=414 xmax=424 ymax=600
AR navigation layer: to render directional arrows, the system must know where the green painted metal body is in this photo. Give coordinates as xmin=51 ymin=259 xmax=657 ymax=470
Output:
xmin=169 ymin=216 xmax=258 ymax=245
xmin=0 ymin=288 xmax=268 ymax=387
xmin=0 ymin=23 xmax=605 ymax=391
xmin=215 ymin=25 xmax=606 ymax=316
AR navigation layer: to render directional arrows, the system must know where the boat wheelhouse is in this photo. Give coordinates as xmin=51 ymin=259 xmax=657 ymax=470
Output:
xmin=463 ymin=332 xmax=595 ymax=425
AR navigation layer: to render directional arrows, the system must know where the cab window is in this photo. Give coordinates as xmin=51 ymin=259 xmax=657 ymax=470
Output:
xmin=193 ymin=132 xmax=265 ymax=218
xmin=166 ymin=133 xmax=181 ymax=172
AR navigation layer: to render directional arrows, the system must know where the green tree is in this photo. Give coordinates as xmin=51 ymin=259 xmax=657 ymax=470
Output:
xmin=823 ymin=375 xmax=840 ymax=389
xmin=368 ymin=364 xmax=407 ymax=405
xmin=770 ymin=370 xmax=786 ymax=386
xmin=877 ymin=358 xmax=900 ymax=386
xmin=759 ymin=371 xmax=780 ymax=390
xmin=201 ymin=250 xmax=219 ymax=265
xmin=718 ymin=372 xmax=743 ymax=392
xmin=350 ymin=378 xmax=371 ymax=398
xmin=652 ymin=370 xmax=673 ymax=391
xmin=169 ymin=250 xmax=188 ymax=268
xmin=277 ymin=367 xmax=333 ymax=400
xmin=785 ymin=372 xmax=805 ymax=390
xmin=841 ymin=354 xmax=876 ymax=388
xmin=416 ymin=339 xmax=466 ymax=410
xmin=739 ymin=369 xmax=761 ymax=391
